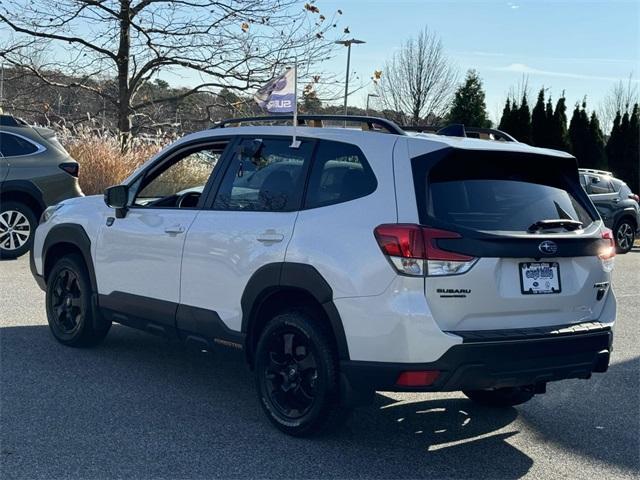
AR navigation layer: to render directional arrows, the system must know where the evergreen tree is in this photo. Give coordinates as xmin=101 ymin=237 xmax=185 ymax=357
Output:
xmin=568 ymin=101 xmax=590 ymax=164
xmin=516 ymin=93 xmax=532 ymax=144
xmin=447 ymin=70 xmax=491 ymax=127
xmin=531 ymin=88 xmax=548 ymax=147
xmin=605 ymin=111 xmax=623 ymax=171
xmin=549 ymin=95 xmax=570 ymax=152
xmin=545 ymin=96 xmax=554 ymax=129
xmin=586 ymin=112 xmax=607 ymax=170
xmin=498 ymin=98 xmax=512 ymax=132
xmin=627 ymin=104 xmax=639 ymax=192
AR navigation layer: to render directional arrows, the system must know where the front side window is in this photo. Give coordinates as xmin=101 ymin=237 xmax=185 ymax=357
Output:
xmin=213 ymin=138 xmax=313 ymax=212
xmin=304 ymin=141 xmax=377 ymax=209
xmin=586 ymin=175 xmax=613 ymax=194
xmin=133 ymin=143 xmax=226 ymax=208
xmin=0 ymin=132 xmax=39 ymax=157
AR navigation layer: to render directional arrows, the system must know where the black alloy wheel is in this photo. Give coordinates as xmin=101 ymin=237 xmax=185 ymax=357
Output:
xmin=46 ymin=254 xmax=111 ymax=347
xmin=255 ymin=311 xmax=344 ymax=436
xmin=49 ymin=267 xmax=84 ymax=336
xmin=261 ymin=328 xmax=319 ymax=419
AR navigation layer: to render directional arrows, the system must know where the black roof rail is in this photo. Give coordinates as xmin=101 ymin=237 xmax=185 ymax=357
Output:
xmin=213 ymin=114 xmax=407 ymax=136
xmin=402 ymin=124 xmax=517 ymax=142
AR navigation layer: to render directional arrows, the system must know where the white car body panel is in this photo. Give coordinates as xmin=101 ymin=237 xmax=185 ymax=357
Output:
xmin=180 ymin=210 xmax=297 ymax=331
xmin=94 ymin=207 xmax=199 ymax=302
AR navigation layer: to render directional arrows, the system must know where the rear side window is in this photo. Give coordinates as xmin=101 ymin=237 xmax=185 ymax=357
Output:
xmin=213 ymin=138 xmax=313 ymax=212
xmin=304 ymin=141 xmax=376 ymax=208
xmin=416 ymin=151 xmax=595 ymax=232
xmin=0 ymin=132 xmax=39 ymax=156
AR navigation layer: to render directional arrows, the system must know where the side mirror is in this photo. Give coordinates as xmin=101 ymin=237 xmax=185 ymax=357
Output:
xmin=104 ymin=185 xmax=129 ymax=218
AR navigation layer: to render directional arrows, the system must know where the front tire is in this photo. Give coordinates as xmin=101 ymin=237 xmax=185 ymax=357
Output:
xmin=0 ymin=201 xmax=37 ymax=259
xmin=614 ymin=219 xmax=635 ymax=254
xmin=463 ymin=386 xmax=535 ymax=407
xmin=46 ymin=254 xmax=111 ymax=347
xmin=254 ymin=311 xmax=344 ymax=436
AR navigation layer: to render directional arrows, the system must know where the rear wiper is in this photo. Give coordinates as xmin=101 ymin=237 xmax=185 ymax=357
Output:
xmin=527 ymin=219 xmax=583 ymax=233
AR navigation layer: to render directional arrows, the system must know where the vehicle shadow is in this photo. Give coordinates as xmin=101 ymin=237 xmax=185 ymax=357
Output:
xmin=2 ymin=324 xmax=637 ymax=478
xmin=1 ymin=324 xmax=531 ymax=479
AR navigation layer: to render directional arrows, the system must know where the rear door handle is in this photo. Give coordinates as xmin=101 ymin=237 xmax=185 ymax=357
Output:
xmin=164 ymin=225 xmax=186 ymax=235
xmin=257 ymin=230 xmax=284 ymax=243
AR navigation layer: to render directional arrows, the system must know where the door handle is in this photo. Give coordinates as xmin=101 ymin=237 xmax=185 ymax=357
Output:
xmin=257 ymin=230 xmax=284 ymax=243
xmin=164 ymin=225 xmax=186 ymax=235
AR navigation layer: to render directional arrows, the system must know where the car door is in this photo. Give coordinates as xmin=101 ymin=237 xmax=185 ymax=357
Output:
xmin=94 ymin=140 xmax=230 ymax=330
xmin=178 ymin=136 xmax=315 ymax=336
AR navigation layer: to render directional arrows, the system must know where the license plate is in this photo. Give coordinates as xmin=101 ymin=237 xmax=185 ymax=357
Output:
xmin=519 ymin=262 xmax=561 ymax=294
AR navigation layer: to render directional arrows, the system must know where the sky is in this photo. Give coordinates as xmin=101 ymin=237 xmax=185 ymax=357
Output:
xmin=310 ymin=0 xmax=640 ymax=123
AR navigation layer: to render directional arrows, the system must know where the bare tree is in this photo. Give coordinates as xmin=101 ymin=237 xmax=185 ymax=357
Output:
xmin=374 ymin=27 xmax=457 ymax=125
xmin=0 ymin=0 xmax=342 ymax=149
xmin=598 ymin=74 xmax=639 ymax=133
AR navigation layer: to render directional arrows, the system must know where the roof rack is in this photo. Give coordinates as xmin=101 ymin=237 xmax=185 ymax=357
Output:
xmin=402 ymin=124 xmax=517 ymax=142
xmin=578 ymin=168 xmax=613 ymax=176
xmin=213 ymin=114 xmax=406 ymax=136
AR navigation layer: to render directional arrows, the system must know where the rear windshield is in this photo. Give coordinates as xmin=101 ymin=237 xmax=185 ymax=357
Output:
xmin=417 ymin=150 xmax=595 ymax=232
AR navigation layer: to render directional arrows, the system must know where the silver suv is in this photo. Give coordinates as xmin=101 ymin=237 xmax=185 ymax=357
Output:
xmin=0 ymin=115 xmax=82 ymax=259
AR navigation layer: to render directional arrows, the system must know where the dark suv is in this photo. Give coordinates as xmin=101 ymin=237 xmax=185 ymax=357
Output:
xmin=580 ymin=168 xmax=640 ymax=253
xmin=0 ymin=115 xmax=83 ymax=259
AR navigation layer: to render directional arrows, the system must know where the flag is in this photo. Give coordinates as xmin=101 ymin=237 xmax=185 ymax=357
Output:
xmin=254 ymin=68 xmax=296 ymax=113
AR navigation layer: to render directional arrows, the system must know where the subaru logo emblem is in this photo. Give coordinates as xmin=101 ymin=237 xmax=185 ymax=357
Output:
xmin=538 ymin=240 xmax=558 ymax=255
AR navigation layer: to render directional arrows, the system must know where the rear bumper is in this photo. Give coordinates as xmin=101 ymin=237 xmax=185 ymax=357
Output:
xmin=340 ymin=326 xmax=612 ymax=394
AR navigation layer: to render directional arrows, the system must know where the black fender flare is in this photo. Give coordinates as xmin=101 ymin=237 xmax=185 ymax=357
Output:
xmin=241 ymin=262 xmax=350 ymax=361
xmin=0 ymin=180 xmax=46 ymax=212
xmin=43 ymin=223 xmax=97 ymax=292
xmin=613 ymin=208 xmax=639 ymax=229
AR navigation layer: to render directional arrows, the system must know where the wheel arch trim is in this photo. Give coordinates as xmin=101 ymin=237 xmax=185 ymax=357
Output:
xmin=241 ymin=262 xmax=350 ymax=362
xmin=42 ymin=223 xmax=97 ymax=292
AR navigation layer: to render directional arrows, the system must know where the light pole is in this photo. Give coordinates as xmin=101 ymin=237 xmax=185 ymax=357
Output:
xmin=335 ymin=39 xmax=365 ymax=117
xmin=366 ymin=93 xmax=379 ymax=115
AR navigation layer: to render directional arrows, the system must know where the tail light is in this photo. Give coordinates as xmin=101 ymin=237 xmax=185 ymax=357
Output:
xmin=629 ymin=193 xmax=640 ymax=203
xmin=59 ymin=162 xmax=79 ymax=177
xmin=374 ymin=224 xmax=477 ymax=276
xmin=599 ymin=228 xmax=615 ymax=272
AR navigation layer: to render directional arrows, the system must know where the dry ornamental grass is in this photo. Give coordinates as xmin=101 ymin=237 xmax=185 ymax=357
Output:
xmin=58 ymin=128 xmax=169 ymax=196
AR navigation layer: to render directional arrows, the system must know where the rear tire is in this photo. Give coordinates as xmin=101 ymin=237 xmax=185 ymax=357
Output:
xmin=254 ymin=310 xmax=345 ymax=436
xmin=0 ymin=201 xmax=37 ymax=259
xmin=614 ymin=219 xmax=635 ymax=254
xmin=46 ymin=253 xmax=111 ymax=347
xmin=463 ymin=386 xmax=535 ymax=407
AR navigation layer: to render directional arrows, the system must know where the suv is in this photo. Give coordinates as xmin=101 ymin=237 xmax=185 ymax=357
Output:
xmin=0 ymin=115 xmax=83 ymax=259
xmin=579 ymin=168 xmax=639 ymax=253
xmin=30 ymin=116 xmax=616 ymax=436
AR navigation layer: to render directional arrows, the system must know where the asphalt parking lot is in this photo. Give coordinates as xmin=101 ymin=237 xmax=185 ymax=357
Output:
xmin=1 ymin=251 xmax=638 ymax=479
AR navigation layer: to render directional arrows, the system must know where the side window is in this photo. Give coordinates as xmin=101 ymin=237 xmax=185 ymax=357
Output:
xmin=0 ymin=132 xmax=39 ymax=157
xmin=588 ymin=176 xmax=613 ymax=194
xmin=304 ymin=140 xmax=377 ymax=209
xmin=212 ymin=138 xmax=313 ymax=212
xmin=133 ymin=143 xmax=227 ymax=208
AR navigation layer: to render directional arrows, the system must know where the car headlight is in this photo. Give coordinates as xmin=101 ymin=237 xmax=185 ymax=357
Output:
xmin=40 ymin=204 xmax=64 ymax=224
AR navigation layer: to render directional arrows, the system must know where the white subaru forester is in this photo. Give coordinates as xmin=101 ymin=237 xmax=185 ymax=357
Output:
xmin=30 ymin=116 xmax=616 ymax=436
